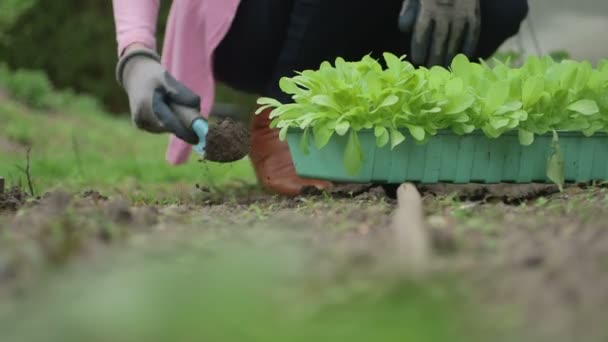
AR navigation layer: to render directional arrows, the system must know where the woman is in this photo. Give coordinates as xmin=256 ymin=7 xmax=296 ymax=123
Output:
xmin=112 ymin=0 xmax=529 ymax=196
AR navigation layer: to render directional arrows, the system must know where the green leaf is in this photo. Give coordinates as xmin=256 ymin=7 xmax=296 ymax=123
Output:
xmin=489 ymin=117 xmax=509 ymax=130
xmin=546 ymin=131 xmax=564 ymax=192
xmin=443 ymin=94 xmax=475 ymax=114
xmin=344 ymin=130 xmax=363 ymax=175
xmin=300 ymin=128 xmax=310 ymax=155
xmin=560 ymin=63 xmax=578 ymax=89
xmin=364 ymin=71 xmax=382 ymax=95
xmin=518 ymin=129 xmax=534 ymax=146
xmin=483 ymin=81 xmax=510 ymax=115
xmin=375 ymin=126 xmax=389 ymax=147
xmin=510 ymin=110 xmax=528 ymax=121
xmin=255 ymin=105 xmax=274 ymax=115
xmin=450 ymin=54 xmax=471 ymax=77
xmin=445 ymin=78 xmax=464 ymax=97
xmin=460 ymin=124 xmax=475 ymax=134
xmin=567 ymin=99 xmax=599 ymax=115
xmin=495 ymin=101 xmax=522 ymax=115
xmin=423 ymin=107 xmax=441 ymax=114
xmin=429 ymin=67 xmax=451 ymax=88
xmin=279 ymin=126 xmax=289 ymax=141
xmin=255 ymin=98 xmax=283 ymax=116
xmin=256 ymin=97 xmax=283 ymax=108
xmin=454 ymin=114 xmax=470 ymax=123
xmin=379 ymin=95 xmax=399 ymax=108
xmin=335 ymin=57 xmax=348 ymax=72
xmin=408 ymin=125 xmax=425 ymax=141
xmin=298 ymin=113 xmax=317 ymax=129
xmin=335 ymin=121 xmax=350 ymax=136
xmin=312 ymin=95 xmax=341 ymax=111
xmin=522 ymin=76 xmax=545 ymax=107
xmin=313 ymin=124 xmax=333 ymax=149
xmin=268 ymin=103 xmax=303 ymax=119
xmin=383 ymin=52 xmax=403 ymax=71
xmin=390 ymin=128 xmax=406 ymax=149
xmin=279 ymin=78 xmax=302 ymax=95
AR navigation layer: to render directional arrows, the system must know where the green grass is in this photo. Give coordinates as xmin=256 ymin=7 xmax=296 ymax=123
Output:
xmin=0 ymin=96 xmax=256 ymax=196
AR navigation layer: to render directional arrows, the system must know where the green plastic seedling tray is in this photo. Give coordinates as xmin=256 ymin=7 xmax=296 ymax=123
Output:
xmin=286 ymin=130 xmax=608 ymax=184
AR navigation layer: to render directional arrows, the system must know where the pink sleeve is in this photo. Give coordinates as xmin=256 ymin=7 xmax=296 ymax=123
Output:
xmin=112 ymin=0 xmax=161 ymax=55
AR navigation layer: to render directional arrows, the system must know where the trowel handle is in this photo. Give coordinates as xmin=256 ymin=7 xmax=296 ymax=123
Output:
xmin=168 ymin=103 xmax=203 ymax=133
xmin=167 ymin=102 xmax=209 ymax=156
xmin=191 ymin=118 xmax=209 ymax=157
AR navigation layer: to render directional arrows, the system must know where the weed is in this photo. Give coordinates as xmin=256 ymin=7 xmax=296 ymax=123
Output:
xmin=535 ymin=197 xmax=549 ymax=206
xmin=248 ymin=204 xmax=268 ymax=221
xmin=14 ymin=146 xmax=34 ymax=196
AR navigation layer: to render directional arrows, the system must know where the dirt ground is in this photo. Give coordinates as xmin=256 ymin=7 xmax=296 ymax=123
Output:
xmin=1 ymin=182 xmax=607 ymax=341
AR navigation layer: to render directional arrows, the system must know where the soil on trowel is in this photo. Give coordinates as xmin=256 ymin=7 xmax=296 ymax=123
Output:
xmin=204 ymin=118 xmax=250 ymax=163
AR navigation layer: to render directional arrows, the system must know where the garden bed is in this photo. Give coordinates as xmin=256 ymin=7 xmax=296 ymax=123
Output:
xmin=2 ymin=184 xmax=608 ymax=341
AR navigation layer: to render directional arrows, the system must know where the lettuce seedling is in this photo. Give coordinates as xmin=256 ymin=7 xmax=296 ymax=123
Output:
xmin=257 ymin=53 xmax=608 ymax=181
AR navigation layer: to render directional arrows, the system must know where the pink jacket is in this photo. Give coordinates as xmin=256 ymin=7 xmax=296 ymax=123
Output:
xmin=112 ymin=0 xmax=241 ymax=165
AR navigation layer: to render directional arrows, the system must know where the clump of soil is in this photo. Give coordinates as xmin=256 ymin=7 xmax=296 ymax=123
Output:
xmin=0 ymin=186 xmax=27 ymax=212
xmin=418 ymin=183 xmax=560 ymax=203
xmin=82 ymin=190 xmax=108 ymax=202
xmin=300 ymin=183 xmax=388 ymax=200
xmin=204 ymin=118 xmax=250 ymax=163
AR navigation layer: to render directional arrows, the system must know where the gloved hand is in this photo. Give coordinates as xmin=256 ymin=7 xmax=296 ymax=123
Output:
xmin=116 ymin=47 xmax=202 ymax=144
xmin=398 ymin=0 xmax=481 ymax=67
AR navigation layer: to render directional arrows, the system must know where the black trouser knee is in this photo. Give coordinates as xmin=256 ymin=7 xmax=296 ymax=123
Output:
xmin=214 ymin=0 xmax=407 ymax=102
xmin=213 ymin=0 xmax=530 ymax=102
xmin=476 ymin=0 xmax=529 ymax=58
xmin=213 ymin=0 xmax=294 ymax=95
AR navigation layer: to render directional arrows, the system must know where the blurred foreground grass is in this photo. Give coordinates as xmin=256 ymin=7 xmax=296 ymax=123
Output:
xmin=0 ymin=230 xmax=490 ymax=342
xmin=0 ymin=95 xmax=256 ymax=197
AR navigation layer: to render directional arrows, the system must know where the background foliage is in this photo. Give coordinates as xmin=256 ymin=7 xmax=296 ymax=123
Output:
xmin=0 ymin=0 xmax=171 ymax=113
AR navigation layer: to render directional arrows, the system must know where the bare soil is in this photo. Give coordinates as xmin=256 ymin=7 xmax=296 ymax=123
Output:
xmin=1 ymin=183 xmax=607 ymax=341
xmin=0 ymin=186 xmax=27 ymax=212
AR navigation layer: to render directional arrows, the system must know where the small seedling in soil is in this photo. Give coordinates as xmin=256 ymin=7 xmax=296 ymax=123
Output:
xmin=248 ymin=204 xmax=267 ymax=221
xmin=14 ymin=147 xmax=35 ymax=196
xmin=533 ymin=196 xmax=549 ymax=207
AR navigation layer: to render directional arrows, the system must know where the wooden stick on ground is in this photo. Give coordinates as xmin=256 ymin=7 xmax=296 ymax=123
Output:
xmin=390 ymin=183 xmax=430 ymax=271
xmin=0 ymin=176 xmax=4 ymax=194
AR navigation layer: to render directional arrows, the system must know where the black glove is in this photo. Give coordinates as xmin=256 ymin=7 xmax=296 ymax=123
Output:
xmin=398 ymin=0 xmax=481 ymax=67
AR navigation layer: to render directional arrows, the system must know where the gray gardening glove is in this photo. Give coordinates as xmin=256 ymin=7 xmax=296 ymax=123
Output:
xmin=398 ymin=0 xmax=481 ymax=67
xmin=116 ymin=48 xmax=201 ymax=144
